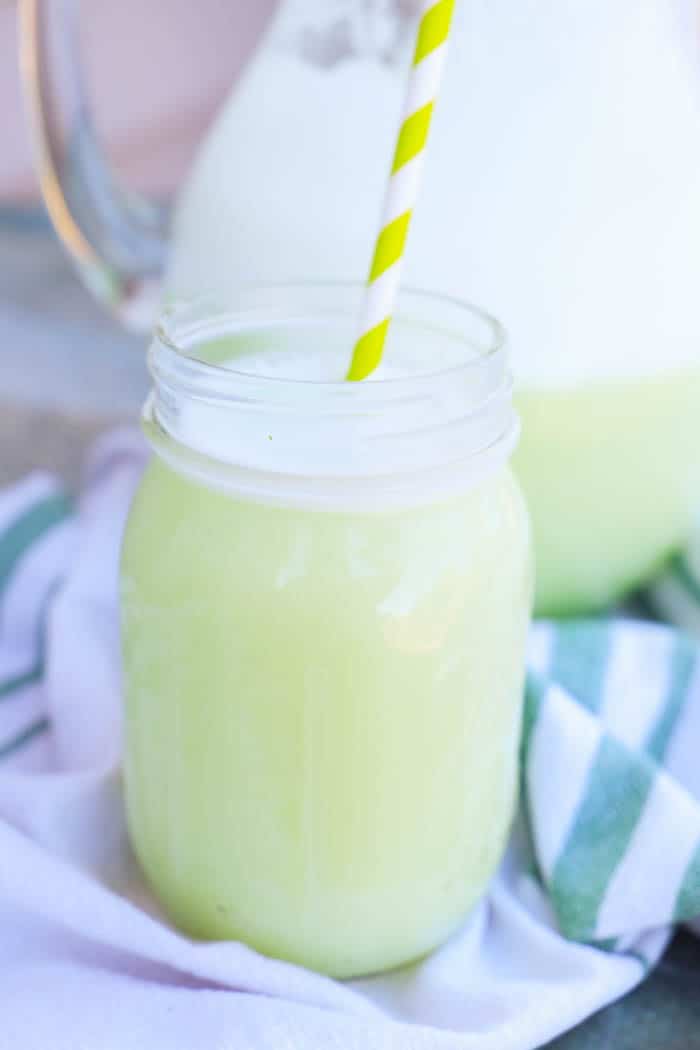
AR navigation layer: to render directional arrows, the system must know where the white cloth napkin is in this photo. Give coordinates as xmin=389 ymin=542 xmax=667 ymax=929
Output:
xmin=1 ymin=430 xmax=699 ymax=1050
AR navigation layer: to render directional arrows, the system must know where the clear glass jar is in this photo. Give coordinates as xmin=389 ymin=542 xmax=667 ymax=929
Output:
xmin=120 ymin=284 xmax=532 ymax=978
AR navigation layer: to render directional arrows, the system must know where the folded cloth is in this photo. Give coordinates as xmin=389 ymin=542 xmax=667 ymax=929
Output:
xmin=1 ymin=430 xmax=700 ymax=1050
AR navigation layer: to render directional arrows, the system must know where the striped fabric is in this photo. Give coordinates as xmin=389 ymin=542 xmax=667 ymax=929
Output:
xmin=2 ymin=470 xmax=700 ymax=960
xmin=0 ymin=476 xmax=73 ymax=769
xmin=347 ymin=0 xmax=456 ymax=380
xmin=524 ymin=621 xmax=700 ymax=948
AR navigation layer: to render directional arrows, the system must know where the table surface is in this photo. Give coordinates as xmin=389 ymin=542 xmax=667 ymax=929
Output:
xmin=3 ymin=212 xmax=700 ymax=1049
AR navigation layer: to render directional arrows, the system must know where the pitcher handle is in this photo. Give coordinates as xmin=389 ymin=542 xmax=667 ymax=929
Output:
xmin=18 ymin=0 xmax=168 ymax=328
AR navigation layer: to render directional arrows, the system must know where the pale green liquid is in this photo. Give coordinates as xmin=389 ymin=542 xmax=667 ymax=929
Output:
xmin=121 ymin=461 xmax=531 ymax=977
xmin=514 ymin=367 xmax=700 ymax=616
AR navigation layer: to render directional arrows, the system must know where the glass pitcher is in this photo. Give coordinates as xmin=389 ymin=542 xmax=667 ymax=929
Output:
xmin=20 ymin=0 xmax=700 ymax=615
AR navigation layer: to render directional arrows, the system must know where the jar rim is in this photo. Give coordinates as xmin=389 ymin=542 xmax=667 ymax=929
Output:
xmin=153 ymin=281 xmax=506 ymax=401
xmin=146 ymin=282 xmax=518 ymax=511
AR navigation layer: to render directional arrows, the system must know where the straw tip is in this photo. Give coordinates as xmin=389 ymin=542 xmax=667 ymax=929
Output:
xmin=346 ymin=320 xmax=390 ymax=382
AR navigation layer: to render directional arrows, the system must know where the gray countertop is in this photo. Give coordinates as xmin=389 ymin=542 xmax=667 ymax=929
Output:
xmin=0 ymin=400 xmax=113 ymax=489
xmin=0 ymin=209 xmax=146 ymax=486
xmin=0 ymin=210 xmax=148 ymax=419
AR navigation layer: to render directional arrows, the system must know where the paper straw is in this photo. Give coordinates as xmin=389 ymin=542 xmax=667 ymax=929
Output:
xmin=346 ymin=0 xmax=456 ymax=381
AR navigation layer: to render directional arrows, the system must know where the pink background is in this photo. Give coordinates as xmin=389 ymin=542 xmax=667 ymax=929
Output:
xmin=1 ymin=0 xmax=277 ymax=201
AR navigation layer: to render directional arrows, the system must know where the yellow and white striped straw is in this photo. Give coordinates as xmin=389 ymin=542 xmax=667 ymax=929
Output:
xmin=346 ymin=0 xmax=456 ymax=381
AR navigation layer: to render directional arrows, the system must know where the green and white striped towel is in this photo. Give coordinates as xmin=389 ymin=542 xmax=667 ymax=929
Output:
xmin=1 ymin=430 xmax=699 ymax=1050
xmin=524 ymin=620 xmax=700 ymax=945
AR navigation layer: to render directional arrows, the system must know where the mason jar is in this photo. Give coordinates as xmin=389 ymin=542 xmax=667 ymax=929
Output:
xmin=120 ymin=283 xmax=532 ymax=978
